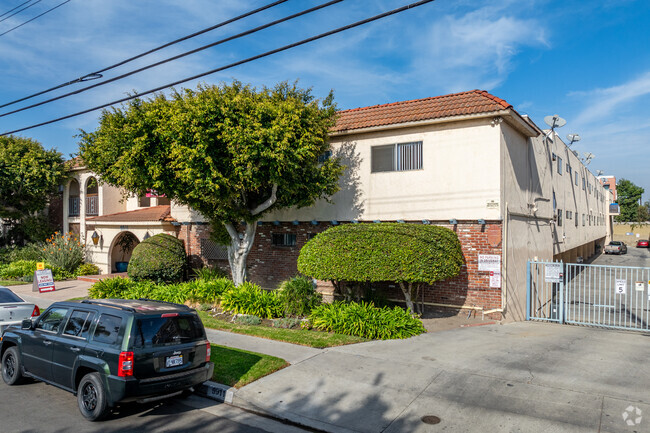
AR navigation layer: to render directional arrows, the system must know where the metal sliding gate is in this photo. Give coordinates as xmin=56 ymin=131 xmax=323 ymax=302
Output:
xmin=527 ymin=261 xmax=650 ymax=332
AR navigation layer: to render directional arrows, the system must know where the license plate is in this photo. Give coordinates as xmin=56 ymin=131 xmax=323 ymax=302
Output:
xmin=165 ymin=354 xmax=183 ymax=368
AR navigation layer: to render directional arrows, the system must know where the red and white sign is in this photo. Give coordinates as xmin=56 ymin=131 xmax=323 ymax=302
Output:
xmin=489 ymin=271 xmax=501 ymax=288
xmin=35 ymin=269 xmax=56 ymax=293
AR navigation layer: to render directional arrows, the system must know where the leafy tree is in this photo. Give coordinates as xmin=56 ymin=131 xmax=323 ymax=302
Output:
xmin=0 ymin=136 xmax=66 ymax=245
xmin=615 ymin=179 xmax=644 ymax=223
xmin=79 ymin=81 xmax=342 ymax=285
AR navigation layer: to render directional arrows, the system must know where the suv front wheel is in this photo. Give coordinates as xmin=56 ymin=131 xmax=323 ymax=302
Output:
xmin=2 ymin=347 xmax=23 ymax=385
xmin=77 ymin=372 xmax=109 ymax=421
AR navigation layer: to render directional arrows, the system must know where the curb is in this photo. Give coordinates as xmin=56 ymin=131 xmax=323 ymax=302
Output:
xmin=196 ymin=381 xmax=235 ymax=404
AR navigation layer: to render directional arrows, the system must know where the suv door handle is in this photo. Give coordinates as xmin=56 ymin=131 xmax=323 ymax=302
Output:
xmin=70 ymin=347 xmax=81 ymax=352
xmin=43 ymin=340 xmax=52 ymax=346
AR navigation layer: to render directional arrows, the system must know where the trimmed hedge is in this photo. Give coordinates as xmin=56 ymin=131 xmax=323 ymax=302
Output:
xmin=298 ymin=223 xmax=463 ymax=284
xmin=128 ymin=233 xmax=187 ymax=283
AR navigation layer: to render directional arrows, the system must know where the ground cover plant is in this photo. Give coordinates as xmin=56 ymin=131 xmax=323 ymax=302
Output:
xmin=308 ymin=301 xmax=427 ymax=340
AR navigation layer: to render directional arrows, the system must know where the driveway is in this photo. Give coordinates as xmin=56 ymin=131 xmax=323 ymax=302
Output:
xmin=234 ymin=321 xmax=650 ymax=432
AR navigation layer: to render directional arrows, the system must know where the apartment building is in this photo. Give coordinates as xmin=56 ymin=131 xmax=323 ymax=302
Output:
xmin=60 ymin=90 xmax=609 ymax=322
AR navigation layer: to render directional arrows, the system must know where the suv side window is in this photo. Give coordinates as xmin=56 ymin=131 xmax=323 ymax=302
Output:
xmin=36 ymin=308 xmax=69 ymax=333
xmin=63 ymin=310 xmax=96 ymax=339
xmin=93 ymin=314 xmax=122 ymax=345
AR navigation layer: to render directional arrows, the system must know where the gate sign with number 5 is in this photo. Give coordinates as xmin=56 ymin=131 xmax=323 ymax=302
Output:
xmin=615 ymin=279 xmax=626 ymax=295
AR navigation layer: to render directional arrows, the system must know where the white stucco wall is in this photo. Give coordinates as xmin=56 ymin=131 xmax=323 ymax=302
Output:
xmin=266 ymin=118 xmax=503 ymax=222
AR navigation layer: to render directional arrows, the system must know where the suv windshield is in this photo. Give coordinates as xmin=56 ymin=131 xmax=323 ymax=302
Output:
xmin=133 ymin=314 xmax=204 ymax=348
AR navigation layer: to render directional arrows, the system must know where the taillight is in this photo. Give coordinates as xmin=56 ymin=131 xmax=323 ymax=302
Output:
xmin=31 ymin=305 xmax=40 ymax=317
xmin=205 ymin=342 xmax=211 ymax=362
xmin=118 ymin=351 xmax=134 ymax=377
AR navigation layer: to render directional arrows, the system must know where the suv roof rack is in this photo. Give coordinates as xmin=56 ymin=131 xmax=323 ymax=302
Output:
xmin=137 ymin=298 xmax=192 ymax=310
xmin=81 ymin=299 xmax=137 ymax=312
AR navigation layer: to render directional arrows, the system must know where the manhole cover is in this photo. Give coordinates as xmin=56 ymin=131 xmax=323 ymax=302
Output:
xmin=421 ymin=415 xmax=441 ymax=425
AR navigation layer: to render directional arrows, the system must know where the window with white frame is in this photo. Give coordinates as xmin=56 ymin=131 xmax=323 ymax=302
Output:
xmin=557 ymin=209 xmax=562 ymax=226
xmin=272 ymin=233 xmax=296 ymax=247
xmin=371 ymin=141 xmax=423 ymax=173
xmin=575 ymin=172 xmax=578 ymax=186
xmin=557 ymin=156 xmax=563 ymax=175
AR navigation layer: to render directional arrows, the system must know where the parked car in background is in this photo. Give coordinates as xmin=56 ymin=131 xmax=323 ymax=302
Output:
xmin=636 ymin=239 xmax=649 ymax=248
xmin=605 ymin=241 xmax=628 ymax=255
xmin=0 ymin=287 xmax=40 ymax=333
xmin=1 ymin=299 xmax=214 ymax=421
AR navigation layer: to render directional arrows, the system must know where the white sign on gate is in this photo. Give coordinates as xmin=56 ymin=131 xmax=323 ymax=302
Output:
xmin=544 ymin=263 xmax=563 ymax=283
xmin=478 ymin=254 xmax=501 ymax=272
xmin=615 ymin=279 xmax=627 ymax=295
xmin=635 ymin=282 xmax=645 ymax=292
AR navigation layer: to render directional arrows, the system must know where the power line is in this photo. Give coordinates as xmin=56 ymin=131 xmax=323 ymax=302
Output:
xmin=0 ymin=0 xmax=343 ymax=118
xmin=0 ymin=0 xmax=34 ymax=19
xmin=0 ymin=0 xmax=71 ymax=38
xmin=0 ymin=0 xmax=42 ymax=24
xmin=1 ymin=0 xmax=436 ymax=136
xmin=0 ymin=0 xmax=288 ymax=109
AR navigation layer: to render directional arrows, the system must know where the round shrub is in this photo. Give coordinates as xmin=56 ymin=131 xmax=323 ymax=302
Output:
xmin=127 ymin=233 xmax=187 ymax=283
xmin=76 ymin=263 xmax=100 ymax=276
xmin=297 ymin=222 xmax=464 ymax=313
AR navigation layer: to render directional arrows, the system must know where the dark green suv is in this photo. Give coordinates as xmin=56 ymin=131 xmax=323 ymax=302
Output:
xmin=0 ymin=299 xmax=214 ymax=421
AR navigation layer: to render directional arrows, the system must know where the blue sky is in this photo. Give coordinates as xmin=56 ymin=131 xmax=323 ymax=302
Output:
xmin=0 ymin=0 xmax=648 ymax=200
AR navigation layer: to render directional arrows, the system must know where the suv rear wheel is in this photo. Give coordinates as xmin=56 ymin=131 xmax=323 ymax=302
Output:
xmin=77 ymin=372 xmax=109 ymax=421
xmin=1 ymin=347 xmax=23 ymax=385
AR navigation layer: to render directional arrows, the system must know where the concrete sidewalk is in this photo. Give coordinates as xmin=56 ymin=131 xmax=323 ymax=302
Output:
xmin=230 ymin=322 xmax=650 ymax=432
xmin=9 ymin=278 xmax=94 ymax=308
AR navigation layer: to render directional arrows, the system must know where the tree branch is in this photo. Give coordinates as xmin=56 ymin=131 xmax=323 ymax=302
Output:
xmin=250 ymin=184 xmax=278 ymax=216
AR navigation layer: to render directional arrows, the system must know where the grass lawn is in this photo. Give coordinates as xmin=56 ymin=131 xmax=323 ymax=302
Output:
xmin=211 ymin=345 xmax=287 ymax=388
xmin=198 ymin=311 xmax=367 ymax=348
xmin=0 ymin=280 xmax=28 ymax=286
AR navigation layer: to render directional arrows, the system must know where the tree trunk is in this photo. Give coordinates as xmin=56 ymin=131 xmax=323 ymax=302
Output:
xmin=398 ymin=281 xmax=415 ymax=314
xmin=225 ymin=221 xmax=257 ymax=286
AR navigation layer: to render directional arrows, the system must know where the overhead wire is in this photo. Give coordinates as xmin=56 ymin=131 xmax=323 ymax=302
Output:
xmin=0 ymin=0 xmax=343 ymax=118
xmin=0 ymin=0 xmax=42 ymax=24
xmin=0 ymin=0 xmax=289 ymax=109
xmin=0 ymin=0 xmax=35 ymax=19
xmin=0 ymin=0 xmax=71 ymax=38
xmin=0 ymin=0 xmax=436 ymax=136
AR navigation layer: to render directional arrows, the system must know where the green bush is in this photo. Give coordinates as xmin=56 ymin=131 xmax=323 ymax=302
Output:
xmin=277 ymin=276 xmax=322 ymax=317
xmin=89 ymin=276 xmax=234 ymax=305
xmin=297 ymin=223 xmax=464 ymax=313
xmin=42 ymin=232 xmax=86 ymax=273
xmin=8 ymin=243 xmax=45 ymax=262
xmin=192 ymin=266 xmax=228 ymax=281
xmin=0 ymin=260 xmax=38 ymax=279
xmin=309 ymin=301 xmax=426 ymax=340
xmin=76 ymin=263 xmax=100 ymax=276
xmin=128 ymin=233 xmax=187 ymax=283
xmin=220 ymin=282 xmax=283 ymax=319
xmin=88 ymin=276 xmax=134 ymax=298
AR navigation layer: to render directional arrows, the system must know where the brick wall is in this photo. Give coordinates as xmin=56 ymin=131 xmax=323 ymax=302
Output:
xmin=185 ymin=220 xmax=503 ymax=318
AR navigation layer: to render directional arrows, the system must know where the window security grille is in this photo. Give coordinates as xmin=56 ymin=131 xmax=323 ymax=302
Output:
xmin=272 ymin=233 xmax=296 ymax=247
xmin=371 ymin=142 xmax=423 ymax=172
xmin=200 ymin=239 xmax=228 ymax=260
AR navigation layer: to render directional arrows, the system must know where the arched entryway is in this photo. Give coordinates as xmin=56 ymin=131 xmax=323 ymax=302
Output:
xmin=110 ymin=231 xmax=140 ymax=273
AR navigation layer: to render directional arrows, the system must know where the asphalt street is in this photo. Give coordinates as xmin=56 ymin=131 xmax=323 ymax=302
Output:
xmin=0 ymin=378 xmax=308 ymax=433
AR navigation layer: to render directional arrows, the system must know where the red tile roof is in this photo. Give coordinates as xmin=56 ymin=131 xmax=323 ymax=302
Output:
xmin=86 ymin=205 xmax=175 ymax=223
xmin=334 ymin=90 xmax=513 ymax=132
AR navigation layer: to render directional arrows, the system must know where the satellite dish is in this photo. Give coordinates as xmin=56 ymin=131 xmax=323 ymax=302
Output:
xmin=544 ymin=115 xmax=567 ymax=129
xmin=583 ymin=152 xmax=595 ymax=165
xmin=566 ymin=133 xmax=581 ymax=146
xmin=596 ymin=169 xmax=604 ymax=176
xmin=572 ymin=150 xmax=579 ymax=157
